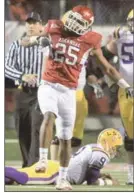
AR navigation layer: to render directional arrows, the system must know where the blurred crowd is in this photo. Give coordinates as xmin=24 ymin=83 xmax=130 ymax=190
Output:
xmin=5 ymin=0 xmax=134 ymax=24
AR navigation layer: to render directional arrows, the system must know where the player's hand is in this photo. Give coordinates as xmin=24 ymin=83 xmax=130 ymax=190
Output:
xmin=101 ymin=173 xmax=113 ymax=180
xmin=112 ymin=178 xmax=120 ymax=185
xmin=89 ymin=83 xmax=104 ymax=99
xmin=22 ymin=74 xmax=37 ymax=87
xmin=125 ymin=87 xmax=134 ymax=98
xmin=101 ymin=173 xmax=120 ymax=186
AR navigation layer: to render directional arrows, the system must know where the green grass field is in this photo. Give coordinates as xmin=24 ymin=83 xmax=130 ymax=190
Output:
xmin=5 ymin=161 xmax=133 ymax=192
xmin=5 ymin=130 xmax=134 ymax=192
xmin=5 ymin=184 xmax=133 ymax=192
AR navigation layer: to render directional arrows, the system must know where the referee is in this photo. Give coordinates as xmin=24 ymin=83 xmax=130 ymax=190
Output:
xmin=5 ymin=12 xmax=45 ymax=167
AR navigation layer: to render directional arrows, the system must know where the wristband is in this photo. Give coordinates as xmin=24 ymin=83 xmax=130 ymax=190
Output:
xmin=98 ymin=178 xmax=105 ymax=186
xmin=117 ymin=78 xmax=130 ymax=89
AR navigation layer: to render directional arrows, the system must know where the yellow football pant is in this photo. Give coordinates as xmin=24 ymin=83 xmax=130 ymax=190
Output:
xmin=118 ymin=88 xmax=133 ymax=139
xmin=73 ymin=89 xmax=88 ymax=140
xmin=18 ymin=160 xmax=59 ymax=184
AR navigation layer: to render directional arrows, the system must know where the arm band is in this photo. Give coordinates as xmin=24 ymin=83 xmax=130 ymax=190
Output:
xmin=117 ymin=78 xmax=130 ymax=89
xmin=101 ymin=46 xmax=115 ymax=61
xmin=98 ymin=178 xmax=105 ymax=186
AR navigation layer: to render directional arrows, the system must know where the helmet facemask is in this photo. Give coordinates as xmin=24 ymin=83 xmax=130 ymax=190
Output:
xmin=64 ymin=11 xmax=92 ymax=35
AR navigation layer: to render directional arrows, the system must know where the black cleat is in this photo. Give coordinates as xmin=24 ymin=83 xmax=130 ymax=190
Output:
xmin=126 ymin=182 xmax=134 ymax=185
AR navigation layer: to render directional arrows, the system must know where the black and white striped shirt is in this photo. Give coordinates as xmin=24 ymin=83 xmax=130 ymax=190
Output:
xmin=5 ymin=40 xmax=44 ymax=86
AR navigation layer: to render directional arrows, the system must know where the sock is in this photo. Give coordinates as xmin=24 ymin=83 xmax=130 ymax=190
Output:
xmin=58 ymin=167 xmax=68 ymax=180
xmin=39 ymin=148 xmax=48 ymax=161
xmin=128 ymin=164 xmax=133 ymax=183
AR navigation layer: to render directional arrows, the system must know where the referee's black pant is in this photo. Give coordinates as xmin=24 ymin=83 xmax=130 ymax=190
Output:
xmin=14 ymin=87 xmax=43 ymax=168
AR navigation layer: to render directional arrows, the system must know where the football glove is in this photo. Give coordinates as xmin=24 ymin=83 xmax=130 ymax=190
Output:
xmin=101 ymin=173 xmax=113 ymax=180
xmin=125 ymin=87 xmax=134 ymax=98
xmin=88 ymin=83 xmax=104 ymax=99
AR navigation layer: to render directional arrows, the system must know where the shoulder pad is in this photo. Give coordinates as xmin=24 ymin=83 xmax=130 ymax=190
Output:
xmin=46 ymin=20 xmax=64 ymax=34
xmin=113 ymin=26 xmax=121 ymax=39
xmin=80 ymin=31 xmax=102 ymax=49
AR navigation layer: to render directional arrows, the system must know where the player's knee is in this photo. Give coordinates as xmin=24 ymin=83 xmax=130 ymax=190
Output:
xmin=58 ymin=129 xmax=72 ymax=140
xmin=71 ymin=137 xmax=82 ymax=147
xmin=124 ymin=136 xmax=134 ymax=152
xmin=58 ymin=134 xmax=72 ymax=140
xmin=57 ymin=121 xmax=74 ymax=140
xmin=51 ymin=136 xmax=59 ymax=145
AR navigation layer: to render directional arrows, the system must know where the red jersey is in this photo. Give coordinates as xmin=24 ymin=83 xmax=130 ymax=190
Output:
xmin=42 ymin=20 xmax=102 ymax=88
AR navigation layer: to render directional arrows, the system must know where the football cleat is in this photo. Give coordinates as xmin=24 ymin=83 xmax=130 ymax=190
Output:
xmin=97 ymin=128 xmax=123 ymax=159
xmin=126 ymin=182 xmax=134 ymax=185
xmin=35 ymin=159 xmax=47 ymax=173
xmin=56 ymin=178 xmax=72 ymax=190
xmin=62 ymin=5 xmax=94 ymax=35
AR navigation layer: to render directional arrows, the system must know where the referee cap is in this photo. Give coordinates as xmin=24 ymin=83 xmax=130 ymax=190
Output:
xmin=26 ymin=12 xmax=42 ymax=22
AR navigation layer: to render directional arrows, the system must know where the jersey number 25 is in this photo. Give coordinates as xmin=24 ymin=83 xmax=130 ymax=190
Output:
xmin=54 ymin=42 xmax=80 ymax=66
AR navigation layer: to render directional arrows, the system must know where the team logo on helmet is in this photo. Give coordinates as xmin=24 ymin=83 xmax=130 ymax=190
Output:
xmin=97 ymin=128 xmax=123 ymax=159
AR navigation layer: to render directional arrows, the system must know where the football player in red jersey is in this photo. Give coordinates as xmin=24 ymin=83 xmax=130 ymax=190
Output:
xmin=22 ymin=5 xmax=132 ymax=190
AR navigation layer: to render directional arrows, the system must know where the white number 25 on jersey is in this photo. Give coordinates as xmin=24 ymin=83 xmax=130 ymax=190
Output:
xmin=54 ymin=42 xmax=80 ymax=66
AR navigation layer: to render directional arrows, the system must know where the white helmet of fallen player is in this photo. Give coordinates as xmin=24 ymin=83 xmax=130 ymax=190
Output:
xmin=97 ymin=128 xmax=123 ymax=159
xmin=127 ymin=9 xmax=134 ymax=32
xmin=62 ymin=5 xmax=94 ymax=35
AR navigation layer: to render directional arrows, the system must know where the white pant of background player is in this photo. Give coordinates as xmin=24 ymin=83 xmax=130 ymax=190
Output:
xmin=38 ymin=80 xmax=76 ymax=140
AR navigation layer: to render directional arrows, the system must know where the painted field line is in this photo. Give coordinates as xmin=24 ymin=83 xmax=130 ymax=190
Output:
xmin=5 ymin=185 xmax=133 ymax=191
xmin=5 ymin=139 xmax=18 ymax=143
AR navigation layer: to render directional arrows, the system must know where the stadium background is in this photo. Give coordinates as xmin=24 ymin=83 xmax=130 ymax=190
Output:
xmin=5 ymin=0 xmax=133 ymax=163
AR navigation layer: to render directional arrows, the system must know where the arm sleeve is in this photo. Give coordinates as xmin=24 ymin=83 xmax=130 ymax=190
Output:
xmin=101 ymin=46 xmax=115 ymax=61
xmin=86 ymin=167 xmax=101 ymax=185
xmin=5 ymin=41 xmax=23 ymax=81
